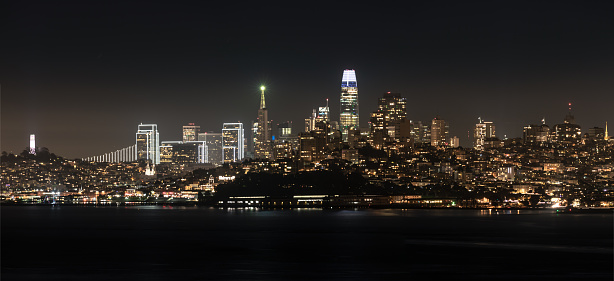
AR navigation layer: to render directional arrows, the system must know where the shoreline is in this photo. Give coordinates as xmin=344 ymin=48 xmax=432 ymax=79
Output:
xmin=2 ymin=202 xmax=612 ymax=213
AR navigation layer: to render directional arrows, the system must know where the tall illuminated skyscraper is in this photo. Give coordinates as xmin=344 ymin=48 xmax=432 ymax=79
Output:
xmin=183 ymin=123 xmax=200 ymax=142
xmin=136 ymin=124 xmax=160 ymax=164
xmin=223 ymin=123 xmax=244 ymax=163
xmin=340 ymin=69 xmax=358 ymax=141
xmin=198 ymin=132 xmax=223 ymax=166
xmin=370 ymin=92 xmax=407 ymax=147
xmin=318 ymin=99 xmax=330 ymax=122
xmin=430 ymin=117 xmax=449 ymax=147
xmin=378 ymin=92 xmax=407 ymax=122
xmin=474 ymin=118 xmax=495 ymax=150
xmin=305 ymin=99 xmax=330 ymax=132
xmin=254 ymin=86 xmax=272 ymax=159
xmin=410 ymin=121 xmax=428 ymax=144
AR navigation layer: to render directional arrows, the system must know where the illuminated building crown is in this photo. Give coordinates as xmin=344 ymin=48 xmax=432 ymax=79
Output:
xmin=341 ymin=69 xmax=357 ymax=87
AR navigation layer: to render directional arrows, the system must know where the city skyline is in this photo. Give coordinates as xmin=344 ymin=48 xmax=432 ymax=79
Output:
xmin=3 ymin=67 xmax=612 ymax=159
xmin=3 ymin=2 xmax=613 ymax=280
xmin=2 ymin=1 xmax=613 ymax=158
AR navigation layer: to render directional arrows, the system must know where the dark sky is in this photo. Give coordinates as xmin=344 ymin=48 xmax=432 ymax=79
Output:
xmin=2 ymin=0 xmax=613 ymax=158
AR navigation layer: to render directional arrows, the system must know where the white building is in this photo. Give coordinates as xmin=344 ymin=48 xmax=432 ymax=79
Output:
xmin=136 ymin=124 xmax=160 ymax=164
xmin=222 ymin=123 xmax=244 ymax=163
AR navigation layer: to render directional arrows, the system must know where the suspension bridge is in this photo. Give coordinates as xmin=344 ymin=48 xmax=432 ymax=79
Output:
xmin=82 ymin=144 xmax=137 ymax=163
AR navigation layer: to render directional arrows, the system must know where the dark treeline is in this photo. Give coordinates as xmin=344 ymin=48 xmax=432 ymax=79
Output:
xmin=211 ymin=171 xmax=481 ymax=201
xmin=1 ymin=147 xmax=62 ymax=163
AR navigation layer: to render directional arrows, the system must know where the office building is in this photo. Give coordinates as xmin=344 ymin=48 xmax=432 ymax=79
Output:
xmin=411 ymin=121 xmax=429 ymax=144
xmin=160 ymin=141 xmax=206 ymax=164
xmin=340 ymin=69 xmax=359 ymax=141
xmin=378 ymin=92 xmax=407 ymax=123
xmin=298 ymin=132 xmax=316 ymax=162
xmin=318 ymin=99 xmax=330 ymax=122
xmin=223 ymin=123 xmax=244 ymax=163
xmin=553 ymin=112 xmax=581 ymax=144
xmin=450 ymin=136 xmax=460 ymax=148
xmin=136 ymin=123 xmax=160 ymax=164
xmin=370 ymin=92 xmax=407 ymax=147
xmin=305 ymin=109 xmax=317 ymax=132
xmin=198 ymin=132 xmax=223 ymax=166
xmin=273 ymin=139 xmax=297 ymax=160
xmin=183 ymin=123 xmax=200 ymax=142
xmin=474 ymin=118 xmax=495 ymax=150
xmin=430 ymin=117 xmax=449 ymax=147
xmin=587 ymin=127 xmax=605 ymax=140
xmin=276 ymin=121 xmax=292 ymax=138
xmin=305 ymin=99 xmax=330 ymax=133
xmin=389 ymin=119 xmax=412 ymax=142
xmin=523 ymin=119 xmax=550 ymax=144
xmin=273 ymin=126 xmax=298 ymax=160
xmin=299 ymin=120 xmax=330 ymax=163
xmin=254 ymin=86 xmax=272 ymax=159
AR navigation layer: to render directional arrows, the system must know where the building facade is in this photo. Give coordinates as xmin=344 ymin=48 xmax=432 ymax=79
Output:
xmin=474 ymin=119 xmax=495 ymax=150
xmin=276 ymin=121 xmax=292 ymax=138
xmin=340 ymin=69 xmax=359 ymax=141
xmin=430 ymin=117 xmax=448 ymax=147
xmin=370 ymin=92 xmax=407 ymax=147
xmin=411 ymin=121 xmax=429 ymax=144
xmin=553 ymin=113 xmax=581 ymax=145
xmin=182 ymin=123 xmax=200 ymax=142
xmin=523 ymin=122 xmax=550 ymax=144
xmin=159 ymin=141 xmax=206 ymax=164
xmin=254 ymin=86 xmax=272 ymax=159
xmin=587 ymin=127 xmax=605 ymax=140
xmin=318 ymin=99 xmax=330 ymax=122
xmin=223 ymin=123 xmax=244 ymax=163
xmin=198 ymin=132 xmax=223 ymax=166
xmin=450 ymin=136 xmax=460 ymax=148
xmin=305 ymin=100 xmax=330 ymax=133
xmin=136 ymin=123 xmax=160 ymax=164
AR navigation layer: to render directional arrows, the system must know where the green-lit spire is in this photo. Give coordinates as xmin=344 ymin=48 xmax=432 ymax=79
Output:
xmin=260 ymin=86 xmax=266 ymax=109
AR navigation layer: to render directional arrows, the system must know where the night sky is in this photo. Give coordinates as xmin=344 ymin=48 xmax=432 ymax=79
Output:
xmin=2 ymin=1 xmax=613 ymax=158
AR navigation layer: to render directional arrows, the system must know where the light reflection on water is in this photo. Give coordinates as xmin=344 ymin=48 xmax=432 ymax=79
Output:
xmin=2 ymin=206 xmax=611 ymax=281
xmin=85 ymin=205 xmax=592 ymax=217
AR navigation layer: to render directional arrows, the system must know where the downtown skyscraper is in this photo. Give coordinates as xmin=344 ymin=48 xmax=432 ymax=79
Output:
xmin=254 ymin=86 xmax=272 ymax=159
xmin=370 ymin=92 xmax=408 ymax=148
xmin=340 ymin=69 xmax=358 ymax=141
xmin=474 ymin=118 xmax=495 ymax=150
xmin=182 ymin=123 xmax=200 ymax=142
xmin=136 ymin=124 xmax=160 ymax=164
xmin=430 ymin=117 xmax=449 ymax=147
xmin=198 ymin=132 xmax=223 ymax=166
xmin=222 ymin=123 xmax=244 ymax=163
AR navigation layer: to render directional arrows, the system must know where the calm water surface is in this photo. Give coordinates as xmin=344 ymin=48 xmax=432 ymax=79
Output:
xmin=2 ymin=206 xmax=612 ymax=280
